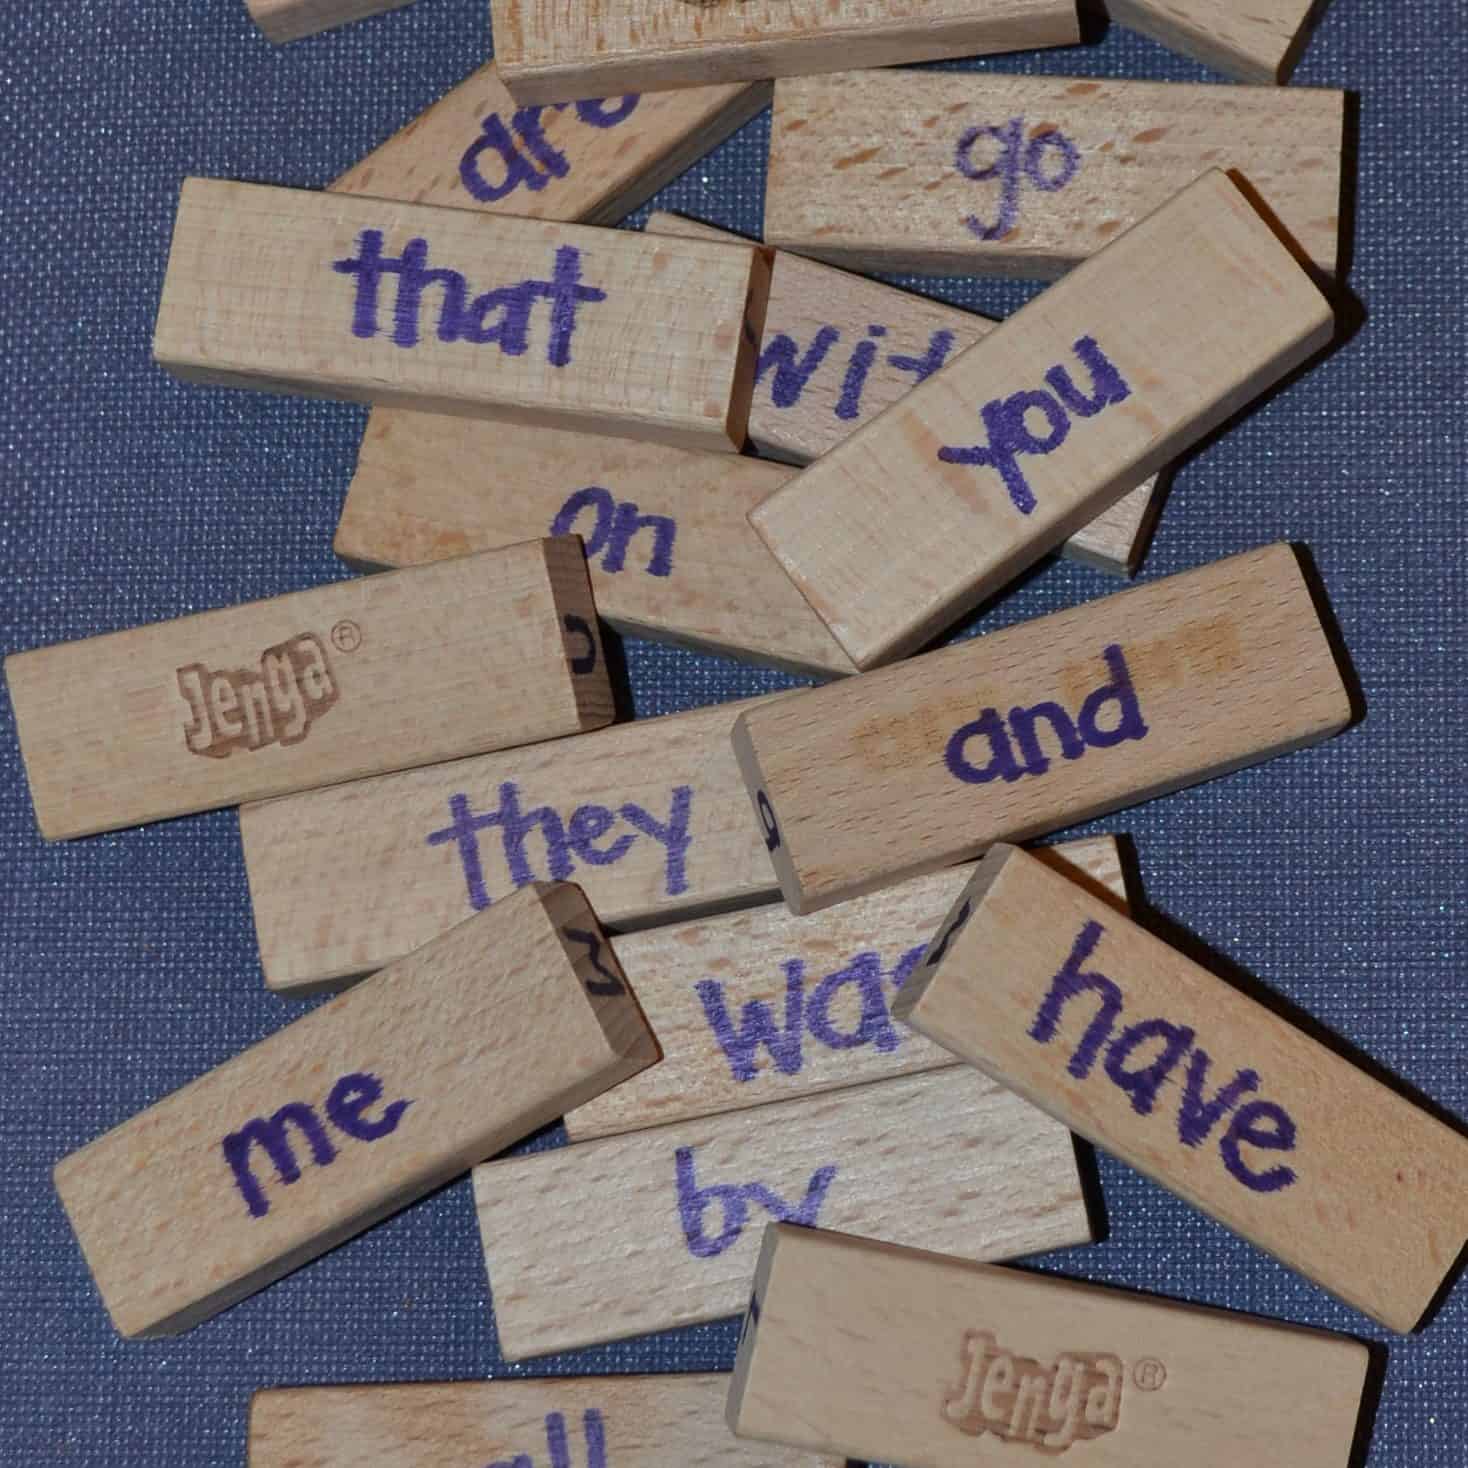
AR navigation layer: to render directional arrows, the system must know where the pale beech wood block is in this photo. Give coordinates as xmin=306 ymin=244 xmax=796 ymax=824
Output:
xmin=153 ymin=179 xmax=766 ymax=454
xmin=330 ymin=62 xmax=769 ymax=226
xmin=1104 ymin=0 xmax=1326 ymax=84
xmin=53 ymin=883 xmax=658 ymax=1338
xmin=894 ymin=844 xmax=1468 ymax=1333
xmin=730 ymin=1226 xmax=1370 ymax=1466
xmin=6 ymin=540 xmax=609 ymax=841
xmin=249 ymin=1375 xmax=841 ymax=1468
xmin=732 ymin=543 xmax=1351 ymax=915
xmin=473 ymin=1067 xmax=1091 ymax=1360
xmin=492 ymin=0 xmax=1081 ymax=107
xmin=336 ymin=409 xmax=857 ymax=677
xmin=764 ymin=71 xmax=1344 ymax=277
xmin=564 ymin=836 xmax=1127 ymax=1142
xmin=749 ymin=169 xmax=1333 ymax=669
xmin=243 ymin=694 xmax=792 ymax=994
xmin=245 ymin=0 xmax=414 ymax=42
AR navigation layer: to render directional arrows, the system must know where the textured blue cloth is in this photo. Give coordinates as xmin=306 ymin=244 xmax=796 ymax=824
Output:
xmin=0 ymin=0 xmax=1463 ymax=1462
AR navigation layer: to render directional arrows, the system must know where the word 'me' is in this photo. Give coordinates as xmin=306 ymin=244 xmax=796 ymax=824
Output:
xmin=460 ymin=94 xmax=639 ymax=203
xmin=945 ymin=644 xmax=1148 ymax=786
xmin=675 ymin=1145 xmax=836 ymax=1258
xmin=333 ymin=234 xmax=606 ymax=364
xmin=427 ymin=780 xmax=693 ymax=912
xmin=480 ymin=1410 xmax=606 ymax=1468
xmin=1030 ymin=920 xmax=1300 ymax=1194
xmin=550 ymin=487 xmax=676 ymax=578
xmin=938 ymin=336 xmax=1131 ymax=513
xmin=221 ymin=1070 xmax=411 ymax=1219
xmin=178 ymin=633 xmax=337 ymax=759
xmin=943 ymin=1329 xmax=1123 ymax=1454
xmin=955 ymin=116 xmax=1081 ymax=243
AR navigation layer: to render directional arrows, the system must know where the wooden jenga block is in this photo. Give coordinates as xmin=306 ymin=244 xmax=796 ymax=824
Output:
xmin=645 ymin=212 xmax=1164 ymax=578
xmin=729 ymin=1226 xmax=1370 ymax=1467
xmin=53 ymin=884 xmax=657 ymax=1338
xmin=473 ymin=1067 xmax=1091 ymax=1360
xmin=564 ymin=836 xmax=1128 ymax=1142
xmin=245 ymin=0 xmax=414 ymax=44
xmin=749 ymin=170 xmax=1333 ymax=669
xmin=764 ymin=72 xmax=1344 ymax=277
xmin=1104 ymin=0 xmax=1327 ymax=85
xmin=732 ymin=544 xmax=1352 ymax=915
xmin=492 ymin=0 xmax=1080 ymax=106
xmin=330 ymin=62 xmax=769 ymax=226
xmin=6 ymin=540 xmax=609 ymax=841
xmin=336 ymin=410 xmax=856 ymax=677
xmin=894 ymin=844 xmax=1468 ymax=1333
xmin=249 ymin=1375 xmax=841 ymax=1468
xmin=153 ymin=179 xmax=765 ymax=454
xmin=243 ymin=694 xmax=789 ymax=994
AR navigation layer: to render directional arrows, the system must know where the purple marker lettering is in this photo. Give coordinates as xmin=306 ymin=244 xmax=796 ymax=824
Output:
xmin=543 ymin=1410 xmax=607 ymax=1468
xmin=1104 ymin=1019 xmax=1195 ymax=1116
xmin=1219 ymin=1100 xmax=1298 ymax=1193
xmin=575 ymin=95 xmax=640 ymax=128
xmin=567 ymin=804 xmax=635 ymax=866
xmin=1007 ymin=700 xmax=1086 ymax=777
xmin=510 ymin=106 xmax=573 ymax=181
xmin=676 ymin=1145 xmax=749 ymax=1257
xmin=696 ymin=960 xmax=807 ymax=1082
xmin=325 ymin=1071 xmax=412 ymax=1141
xmin=552 ymin=487 xmax=677 ymax=576
xmin=425 ymin=782 xmax=573 ymax=909
xmin=741 ymin=1165 xmax=838 ymax=1228
xmin=222 ymin=1102 xmax=337 ymax=1219
xmin=620 ymin=784 xmax=693 ymax=896
xmin=805 ymin=951 xmax=903 ymax=1053
xmin=1027 ymin=920 xmax=1122 ymax=1079
xmin=756 ymin=327 xmax=841 ymax=407
xmin=887 ymin=328 xmax=957 ymax=388
xmin=1176 ymin=1046 xmax=1260 ymax=1147
xmin=1045 ymin=334 xmax=1131 ymax=417
xmin=957 ymin=116 xmax=1080 ymax=242
xmin=834 ymin=325 xmax=887 ymax=421
xmin=944 ymin=707 xmax=1025 ymax=785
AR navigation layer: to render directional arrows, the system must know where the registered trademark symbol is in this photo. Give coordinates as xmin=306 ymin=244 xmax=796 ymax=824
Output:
xmin=1133 ymin=1358 xmax=1166 ymax=1391
xmin=330 ymin=620 xmax=361 ymax=653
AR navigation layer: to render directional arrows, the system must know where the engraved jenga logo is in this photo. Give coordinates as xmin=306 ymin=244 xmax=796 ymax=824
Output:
xmin=941 ymin=1330 xmax=1126 ymax=1454
xmin=177 ymin=633 xmax=339 ymax=758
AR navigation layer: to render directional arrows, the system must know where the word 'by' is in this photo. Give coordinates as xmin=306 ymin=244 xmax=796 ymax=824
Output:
xmin=675 ymin=1146 xmax=836 ymax=1258
xmin=460 ymin=95 xmax=640 ymax=203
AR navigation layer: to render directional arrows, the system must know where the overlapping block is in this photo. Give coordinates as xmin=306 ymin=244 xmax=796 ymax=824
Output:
xmin=731 ymin=543 xmax=1352 ymax=914
xmin=749 ymin=169 xmax=1333 ymax=668
xmin=53 ymin=883 xmax=657 ymax=1337
xmin=894 ymin=844 xmax=1468 ymax=1332
xmin=7 ymin=539 xmax=609 ymax=840
xmin=245 ymin=0 xmax=414 ymax=43
xmin=153 ymin=179 xmax=766 ymax=452
xmin=1104 ymin=0 xmax=1328 ymax=84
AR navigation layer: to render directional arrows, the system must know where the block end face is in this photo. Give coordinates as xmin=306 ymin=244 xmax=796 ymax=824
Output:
xmin=729 ymin=714 xmax=807 ymax=914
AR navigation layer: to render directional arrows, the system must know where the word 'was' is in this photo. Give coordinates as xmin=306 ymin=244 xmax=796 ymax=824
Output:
xmin=938 ymin=336 xmax=1131 ymax=512
xmin=551 ymin=487 xmax=676 ymax=578
xmin=333 ymin=235 xmax=606 ymax=363
xmin=221 ymin=1071 xmax=412 ymax=1219
xmin=460 ymin=94 xmax=639 ymax=203
xmin=1031 ymin=920 xmax=1300 ymax=1193
xmin=955 ymin=117 xmax=1082 ymax=242
xmin=427 ymin=781 xmax=692 ymax=912
xmin=178 ymin=633 xmax=337 ymax=759
xmin=943 ymin=1329 xmax=1124 ymax=1454
xmin=945 ymin=644 xmax=1148 ymax=786
xmin=675 ymin=1145 xmax=836 ymax=1258
xmin=480 ymin=1410 xmax=605 ymax=1468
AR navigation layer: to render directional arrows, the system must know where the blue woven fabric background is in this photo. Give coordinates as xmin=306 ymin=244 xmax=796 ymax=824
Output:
xmin=1 ymin=0 xmax=1464 ymax=1462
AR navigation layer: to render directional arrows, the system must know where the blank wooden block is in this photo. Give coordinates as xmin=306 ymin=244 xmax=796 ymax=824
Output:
xmin=336 ymin=410 xmax=856 ymax=677
xmin=243 ymin=694 xmax=790 ymax=994
xmin=7 ymin=539 xmax=609 ymax=841
xmin=249 ymin=1375 xmax=840 ymax=1468
xmin=1104 ymin=0 xmax=1327 ymax=84
xmin=493 ymin=0 xmax=1080 ymax=106
xmin=153 ymin=179 xmax=766 ymax=454
xmin=330 ymin=62 xmax=768 ymax=225
xmin=646 ymin=212 xmax=1164 ymax=578
xmin=53 ymin=883 xmax=657 ymax=1338
xmin=474 ymin=1067 xmax=1091 ymax=1360
xmin=894 ymin=844 xmax=1468 ymax=1333
xmin=245 ymin=0 xmax=415 ymax=43
xmin=564 ymin=835 xmax=1127 ymax=1142
xmin=764 ymin=71 xmax=1344 ymax=277
xmin=749 ymin=169 xmax=1333 ymax=669
xmin=730 ymin=1226 xmax=1370 ymax=1467
xmin=732 ymin=543 xmax=1351 ymax=915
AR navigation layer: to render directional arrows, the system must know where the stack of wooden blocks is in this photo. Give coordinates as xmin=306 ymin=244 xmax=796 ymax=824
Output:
xmin=7 ymin=0 xmax=1466 ymax=1464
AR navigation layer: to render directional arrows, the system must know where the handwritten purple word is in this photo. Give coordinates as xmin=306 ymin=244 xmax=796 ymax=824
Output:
xmin=938 ymin=336 xmax=1130 ymax=513
xmin=945 ymin=644 xmax=1147 ymax=786
xmin=551 ymin=487 xmax=676 ymax=577
xmin=460 ymin=94 xmax=640 ymax=203
xmin=758 ymin=324 xmax=958 ymax=422
xmin=426 ymin=780 xmax=692 ymax=912
xmin=333 ymin=235 xmax=605 ymax=364
xmin=956 ymin=116 xmax=1081 ymax=242
xmin=675 ymin=1145 xmax=837 ymax=1258
xmin=222 ymin=1071 xmax=412 ymax=1220
xmin=1031 ymin=921 xmax=1299 ymax=1194
xmin=482 ymin=1410 xmax=605 ymax=1468
xmin=696 ymin=944 xmax=926 ymax=1082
